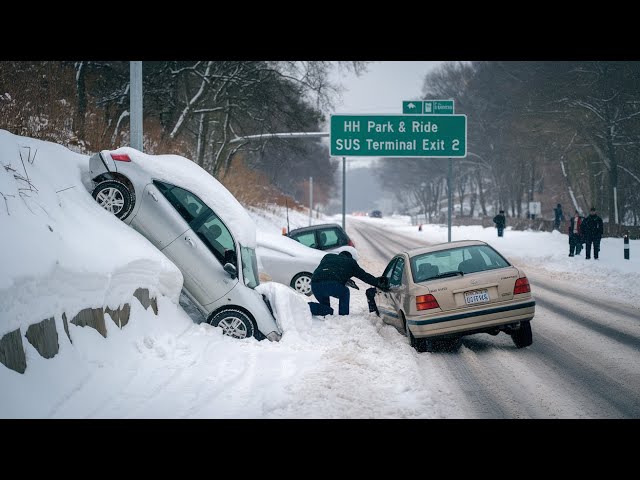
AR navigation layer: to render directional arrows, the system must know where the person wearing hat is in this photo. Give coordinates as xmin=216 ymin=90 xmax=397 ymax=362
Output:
xmin=307 ymin=250 xmax=387 ymax=316
xmin=493 ymin=210 xmax=506 ymax=237
xmin=581 ymin=207 xmax=604 ymax=259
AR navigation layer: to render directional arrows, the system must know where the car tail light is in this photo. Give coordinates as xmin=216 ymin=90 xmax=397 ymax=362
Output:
xmin=416 ymin=294 xmax=439 ymax=311
xmin=111 ymin=153 xmax=131 ymax=162
xmin=513 ymin=277 xmax=531 ymax=295
xmin=348 ymin=239 xmax=355 ymax=247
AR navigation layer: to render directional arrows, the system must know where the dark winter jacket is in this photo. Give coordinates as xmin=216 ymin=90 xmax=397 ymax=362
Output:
xmin=493 ymin=214 xmax=506 ymax=228
xmin=312 ymin=253 xmax=379 ymax=287
xmin=554 ymin=207 xmax=565 ymax=222
xmin=581 ymin=213 xmax=603 ymax=240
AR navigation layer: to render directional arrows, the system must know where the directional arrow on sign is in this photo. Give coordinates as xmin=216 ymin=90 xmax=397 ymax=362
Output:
xmin=403 ymin=101 xmax=423 ymax=114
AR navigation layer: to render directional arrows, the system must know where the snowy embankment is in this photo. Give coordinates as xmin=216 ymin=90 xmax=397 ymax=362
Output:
xmin=0 ymin=130 xmax=182 ymax=352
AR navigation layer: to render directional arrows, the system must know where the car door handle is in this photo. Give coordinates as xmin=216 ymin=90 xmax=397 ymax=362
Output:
xmin=148 ymin=190 xmax=158 ymax=202
xmin=185 ymin=236 xmax=195 ymax=247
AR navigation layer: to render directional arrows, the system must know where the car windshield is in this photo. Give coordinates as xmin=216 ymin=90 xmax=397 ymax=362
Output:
xmin=240 ymin=245 xmax=260 ymax=289
xmin=411 ymin=245 xmax=511 ymax=283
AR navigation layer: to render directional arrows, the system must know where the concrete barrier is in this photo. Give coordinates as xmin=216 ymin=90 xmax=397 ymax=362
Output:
xmin=0 ymin=288 xmax=158 ymax=374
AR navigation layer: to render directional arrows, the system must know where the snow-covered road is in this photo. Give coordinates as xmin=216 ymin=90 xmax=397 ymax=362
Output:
xmin=348 ymin=218 xmax=640 ymax=418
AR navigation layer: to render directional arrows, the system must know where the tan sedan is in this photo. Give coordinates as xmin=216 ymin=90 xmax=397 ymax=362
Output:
xmin=375 ymin=240 xmax=535 ymax=352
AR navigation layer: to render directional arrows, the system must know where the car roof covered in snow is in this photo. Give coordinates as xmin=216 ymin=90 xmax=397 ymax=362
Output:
xmin=106 ymin=147 xmax=256 ymax=248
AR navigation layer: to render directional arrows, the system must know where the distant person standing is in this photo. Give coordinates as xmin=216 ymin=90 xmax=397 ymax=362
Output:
xmin=553 ymin=203 xmax=565 ymax=230
xmin=581 ymin=207 xmax=604 ymax=260
xmin=493 ymin=210 xmax=506 ymax=237
xmin=567 ymin=210 xmax=584 ymax=257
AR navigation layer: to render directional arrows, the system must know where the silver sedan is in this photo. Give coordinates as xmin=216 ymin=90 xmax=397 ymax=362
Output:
xmin=88 ymin=148 xmax=282 ymax=342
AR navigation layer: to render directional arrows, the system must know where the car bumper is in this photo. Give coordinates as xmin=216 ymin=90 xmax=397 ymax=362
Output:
xmin=407 ymin=300 xmax=535 ymax=338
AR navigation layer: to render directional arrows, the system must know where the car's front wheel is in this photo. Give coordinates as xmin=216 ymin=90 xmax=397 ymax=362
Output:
xmin=92 ymin=180 xmax=134 ymax=220
xmin=511 ymin=321 xmax=533 ymax=348
xmin=291 ymin=272 xmax=313 ymax=296
xmin=208 ymin=309 xmax=256 ymax=340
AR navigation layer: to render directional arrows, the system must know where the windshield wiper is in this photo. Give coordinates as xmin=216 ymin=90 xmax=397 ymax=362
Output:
xmin=431 ymin=270 xmax=464 ymax=279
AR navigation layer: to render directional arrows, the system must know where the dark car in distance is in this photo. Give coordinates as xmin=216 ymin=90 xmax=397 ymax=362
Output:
xmin=370 ymin=210 xmax=383 ymax=218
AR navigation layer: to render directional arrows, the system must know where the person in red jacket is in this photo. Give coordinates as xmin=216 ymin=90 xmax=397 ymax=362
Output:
xmin=568 ymin=210 xmax=584 ymax=257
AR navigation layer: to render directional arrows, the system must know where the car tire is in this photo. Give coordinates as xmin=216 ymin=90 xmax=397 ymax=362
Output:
xmin=404 ymin=313 xmax=428 ymax=353
xmin=208 ymin=309 xmax=256 ymax=340
xmin=92 ymin=180 xmax=134 ymax=220
xmin=291 ymin=272 xmax=313 ymax=296
xmin=511 ymin=321 xmax=533 ymax=348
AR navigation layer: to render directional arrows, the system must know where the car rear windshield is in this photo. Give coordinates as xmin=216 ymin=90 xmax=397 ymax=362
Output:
xmin=411 ymin=245 xmax=511 ymax=283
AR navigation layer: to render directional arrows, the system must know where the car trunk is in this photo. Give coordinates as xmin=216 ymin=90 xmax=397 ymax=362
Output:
xmin=422 ymin=266 xmax=520 ymax=313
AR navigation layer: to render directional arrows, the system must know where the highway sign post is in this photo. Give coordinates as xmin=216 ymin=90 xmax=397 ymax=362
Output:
xmin=330 ymin=114 xmax=467 ymax=158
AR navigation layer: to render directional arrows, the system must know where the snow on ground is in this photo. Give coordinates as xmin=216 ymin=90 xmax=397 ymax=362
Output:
xmin=0 ymin=133 xmax=457 ymax=418
xmin=2 ymin=131 xmax=638 ymax=419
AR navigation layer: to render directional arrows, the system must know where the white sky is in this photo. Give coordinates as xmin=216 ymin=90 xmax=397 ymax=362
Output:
xmin=2 ymin=130 xmax=639 ymax=418
xmin=330 ymin=61 xmax=445 ymax=115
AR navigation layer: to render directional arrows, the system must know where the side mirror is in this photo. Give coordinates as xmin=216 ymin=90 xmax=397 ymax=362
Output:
xmin=224 ymin=262 xmax=237 ymax=279
xmin=224 ymin=249 xmax=237 ymax=266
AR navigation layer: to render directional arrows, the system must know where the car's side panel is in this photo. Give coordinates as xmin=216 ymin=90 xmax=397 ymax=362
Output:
xmin=129 ymin=183 xmax=189 ymax=249
xmin=164 ymin=228 xmax=236 ymax=306
xmin=258 ymin=248 xmax=319 ymax=287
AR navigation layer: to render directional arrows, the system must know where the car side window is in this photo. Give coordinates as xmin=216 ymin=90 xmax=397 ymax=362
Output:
xmin=153 ymin=181 xmax=235 ymax=266
xmin=193 ymin=210 xmax=235 ymax=265
xmin=292 ymin=232 xmax=316 ymax=248
xmin=383 ymin=258 xmax=398 ymax=280
xmin=153 ymin=180 xmax=206 ymax=225
xmin=334 ymin=228 xmax=349 ymax=245
xmin=390 ymin=257 xmax=405 ymax=287
xmin=319 ymin=228 xmax=341 ymax=248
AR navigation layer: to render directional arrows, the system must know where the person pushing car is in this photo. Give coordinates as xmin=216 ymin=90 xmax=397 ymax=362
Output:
xmin=308 ymin=251 xmax=387 ymax=316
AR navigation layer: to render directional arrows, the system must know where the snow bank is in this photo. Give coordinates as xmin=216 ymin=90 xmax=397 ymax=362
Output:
xmin=0 ymin=131 xmax=183 ymax=337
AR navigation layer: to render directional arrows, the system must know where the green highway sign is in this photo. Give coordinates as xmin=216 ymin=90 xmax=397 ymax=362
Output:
xmin=403 ymin=100 xmax=454 ymax=114
xmin=330 ymin=114 xmax=467 ymax=158
xmin=402 ymin=101 xmax=423 ymax=114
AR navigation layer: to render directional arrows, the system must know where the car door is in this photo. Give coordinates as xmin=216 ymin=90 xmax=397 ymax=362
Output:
xmin=377 ymin=257 xmax=398 ymax=325
xmin=385 ymin=256 xmax=406 ymax=331
xmin=129 ymin=181 xmax=191 ymax=249
xmin=144 ymin=180 xmax=237 ymax=307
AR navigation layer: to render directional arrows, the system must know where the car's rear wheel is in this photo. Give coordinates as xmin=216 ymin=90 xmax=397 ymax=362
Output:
xmin=511 ymin=321 xmax=533 ymax=348
xmin=403 ymin=313 xmax=428 ymax=353
xmin=208 ymin=309 xmax=256 ymax=340
xmin=92 ymin=180 xmax=134 ymax=220
xmin=291 ymin=272 xmax=313 ymax=296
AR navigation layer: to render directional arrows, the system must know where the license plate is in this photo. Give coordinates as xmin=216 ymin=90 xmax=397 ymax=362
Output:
xmin=464 ymin=289 xmax=490 ymax=305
